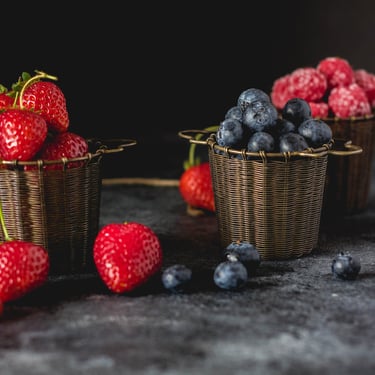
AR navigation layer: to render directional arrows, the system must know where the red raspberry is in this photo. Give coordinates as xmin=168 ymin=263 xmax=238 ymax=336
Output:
xmin=317 ymin=57 xmax=354 ymax=89
xmin=354 ymin=69 xmax=375 ymax=107
xmin=328 ymin=83 xmax=371 ymax=118
xmin=270 ymin=74 xmax=294 ymax=109
xmin=309 ymin=102 xmax=329 ymax=118
xmin=288 ymin=67 xmax=327 ymax=102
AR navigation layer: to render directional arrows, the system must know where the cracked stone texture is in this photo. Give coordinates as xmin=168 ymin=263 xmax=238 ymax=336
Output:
xmin=1 ymin=174 xmax=375 ymax=375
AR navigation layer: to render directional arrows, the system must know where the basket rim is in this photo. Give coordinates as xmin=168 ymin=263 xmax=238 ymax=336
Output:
xmin=0 ymin=138 xmax=137 ymax=167
xmin=318 ymin=113 xmax=375 ymax=123
xmin=207 ymin=134 xmax=333 ymax=160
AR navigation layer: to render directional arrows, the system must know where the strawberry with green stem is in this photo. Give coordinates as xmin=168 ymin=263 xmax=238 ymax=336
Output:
xmin=179 ymin=125 xmax=218 ymax=216
xmin=0 ymin=199 xmax=50 ymax=303
xmin=19 ymin=70 xmax=70 ymax=133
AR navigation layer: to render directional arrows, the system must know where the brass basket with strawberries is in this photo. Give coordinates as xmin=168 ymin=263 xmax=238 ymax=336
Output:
xmin=0 ymin=138 xmax=136 ymax=275
xmin=179 ymin=130 xmax=361 ymax=261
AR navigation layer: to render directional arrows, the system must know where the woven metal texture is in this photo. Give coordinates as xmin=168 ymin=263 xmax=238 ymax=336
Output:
xmin=208 ymin=147 xmax=328 ymax=261
xmin=0 ymin=159 xmax=102 ymax=275
xmin=324 ymin=116 xmax=375 ymax=214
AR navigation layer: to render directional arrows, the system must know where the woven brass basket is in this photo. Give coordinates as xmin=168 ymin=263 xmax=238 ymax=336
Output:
xmin=0 ymin=138 xmax=136 ymax=275
xmin=179 ymin=130 xmax=361 ymax=260
xmin=323 ymin=114 xmax=375 ymax=215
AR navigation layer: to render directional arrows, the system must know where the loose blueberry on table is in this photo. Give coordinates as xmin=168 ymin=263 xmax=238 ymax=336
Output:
xmin=162 ymin=264 xmax=193 ymax=293
xmin=224 ymin=240 xmax=261 ymax=274
xmin=331 ymin=252 xmax=361 ymax=280
xmin=213 ymin=261 xmax=248 ymax=291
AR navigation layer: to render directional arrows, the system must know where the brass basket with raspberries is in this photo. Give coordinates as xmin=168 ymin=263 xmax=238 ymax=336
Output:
xmin=0 ymin=71 xmax=136 ymax=275
xmin=270 ymin=56 xmax=375 ymax=215
xmin=179 ymin=87 xmax=361 ymax=260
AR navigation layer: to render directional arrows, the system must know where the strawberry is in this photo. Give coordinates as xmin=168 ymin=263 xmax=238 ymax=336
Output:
xmin=94 ymin=222 xmax=163 ymax=293
xmin=21 ymin=80 xmax=69 ymax=133
xmin=179 ymin=162 xmax=215 ymax=213
xmin=0 ymin=240 xmax=50 ymax=302
xmin=37 ymin=131 xmax=89 ymax=169
xmin=179 ymin=126 xmax=216 ymax=215
xmin=0 ymin=83 xmax=15 ymax=111
xmin=0 ymin=93 xmax=14 ymax=110
xmin=0 ymin=108 xmax=48 ymax=161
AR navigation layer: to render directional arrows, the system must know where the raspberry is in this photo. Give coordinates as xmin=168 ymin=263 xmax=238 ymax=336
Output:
xmin=288 ymin=67 xmax=327 ymax=102
xmin=328 ymin=83 xmax=371 ymax=118
xmin=308 ymin=102 xmax=329 ymax=118
xmin=317 ymin=57 xmax=354 ymax=89
xmin=270 ymin=74 xmax=294 ymax=109
xmin=354 ymin=69 xmax=375 ymax=107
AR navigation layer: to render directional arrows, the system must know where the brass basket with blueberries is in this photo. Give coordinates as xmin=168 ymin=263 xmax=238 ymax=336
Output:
xmin=0 ymin=139 xmax=136 ymax=275
xmin=179 ymin=88 xmax=362 ymax=260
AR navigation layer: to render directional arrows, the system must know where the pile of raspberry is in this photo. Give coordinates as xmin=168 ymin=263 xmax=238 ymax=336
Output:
xmin=271 ymin=56 xmax=375 ymax=119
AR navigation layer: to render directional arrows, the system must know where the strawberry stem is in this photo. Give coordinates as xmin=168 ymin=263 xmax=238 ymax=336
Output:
xmin=183 ymin=125 xmax=218 ymax=170
xmin=0 ymin=200 xmax=12 ymax=242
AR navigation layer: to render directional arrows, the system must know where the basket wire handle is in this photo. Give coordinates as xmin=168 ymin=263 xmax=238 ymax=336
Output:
xmin=89 ymin=138 xmax=137 ymax=154
xmin=328 ymin=140 xmax=363 ymax=156
xmin=178 ymin=129 xmax=214 ymax=146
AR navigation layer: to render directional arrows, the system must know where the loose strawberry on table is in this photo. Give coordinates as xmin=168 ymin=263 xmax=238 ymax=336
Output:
xmin=0 ymin=240 xmax=50 ymax=302
xmin=0 ymin=199 xmax=50 ymax=303
xmin=94 ymin=222 xmax=163 ymax=293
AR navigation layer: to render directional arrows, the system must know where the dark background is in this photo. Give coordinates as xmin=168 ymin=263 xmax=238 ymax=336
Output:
xmin=2 ymin=1 xmax=375 ymax=178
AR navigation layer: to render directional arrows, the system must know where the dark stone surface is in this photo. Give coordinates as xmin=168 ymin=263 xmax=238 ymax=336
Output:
xmin=1 ymin=178 xmax=375 ymax=375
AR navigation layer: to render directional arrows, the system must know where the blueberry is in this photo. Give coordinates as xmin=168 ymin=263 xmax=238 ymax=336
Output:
xmin=331 ymin=252 xmax=361 ymax=280
xmin=275 ymin=118 xmax=297 ymax=136
xmin=237 ymin=88 xmax=271 ymax=111
xmin=247 ymin=131 xmax=275 ymax=153
xmin=282 ymin=98 xmax=312 ymax=126
xmin=162 ymin=264 xmax=192 ymax=293
xmin=279 ymin=132 xmax=309 ymax=152
xmin=225 ymin=106 xmax=243 ymax=122
xmin=298 ymin=119 xmax=332 ymax=148
xmin=216 ymin=118 xmax=248 ymax=149
xmin=213 ymin=261 xmax=248 ymax=290
xmin=242 ymin=101 xmax=278 ymax=133
xmin=224 ymin=240 xmax=261 ymax=274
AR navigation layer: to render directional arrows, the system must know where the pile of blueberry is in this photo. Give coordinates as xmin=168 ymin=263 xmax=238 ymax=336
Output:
xmin=216 ymin=88 xmax=333 ymax=154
